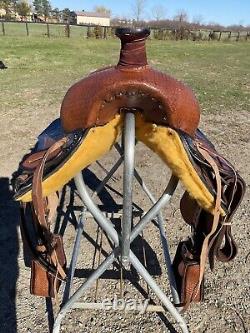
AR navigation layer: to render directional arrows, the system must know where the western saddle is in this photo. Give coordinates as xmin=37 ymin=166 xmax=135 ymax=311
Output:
xmin=12 ymin=28 xmax=245 ymax=310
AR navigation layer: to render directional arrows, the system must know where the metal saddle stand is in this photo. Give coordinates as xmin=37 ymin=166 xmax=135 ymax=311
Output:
xmin=53 ymin=112 xmax=189 ymax=333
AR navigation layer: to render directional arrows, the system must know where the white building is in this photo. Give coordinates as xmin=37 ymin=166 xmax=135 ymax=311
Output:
xmin=74 ymin=11 xmax=110 ymax=26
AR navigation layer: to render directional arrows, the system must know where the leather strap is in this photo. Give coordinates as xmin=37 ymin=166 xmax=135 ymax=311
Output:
xmin=32 ymin=138 xmax=67 ymax=233
xmin=196 ymin=142 xmax=245 ymax=268
xmin=176 ymin=143 xmax=223 ymax=310
xmin=19 ymin=203 xmax=66 ymax=281
xmin=31 ymin=137 xmax=67 ymax=280
xmin=196 ymin=144 xmax=222 ymax=289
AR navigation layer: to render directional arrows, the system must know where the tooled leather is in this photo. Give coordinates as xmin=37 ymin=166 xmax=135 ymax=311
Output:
xmin=30 ymin=235 xmax=66 ymax=297
xmin=61 ymin=66 xmax=200 ymax=136
xmin=61 ymin=29 xmax=200 ymax=136
xmin=172 ymin=240 xmax=203 ymax=307
xmin=182 ymin=264 xmax=202 ymax=304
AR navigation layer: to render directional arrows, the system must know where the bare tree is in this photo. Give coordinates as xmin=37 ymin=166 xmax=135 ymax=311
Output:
xmin=152 ymin=4 xmax=166 ymax=21
xmin=174 ymin=9 xmax=188 ymax=23
xmin=94 ymin=5 xmax=111 ymax=16
xmin=131 ymin=0 xmax=146 ymax=22
xmin=173 ymin=10 xmax=189 ymax=40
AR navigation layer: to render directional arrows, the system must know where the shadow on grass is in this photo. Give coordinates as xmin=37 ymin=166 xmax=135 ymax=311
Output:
xmin=0 ymin=177 xmax=19 ymax=333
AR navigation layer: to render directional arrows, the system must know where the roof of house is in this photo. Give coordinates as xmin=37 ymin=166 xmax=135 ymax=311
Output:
xmin=74 ymin=11 xmax=110 ymax=18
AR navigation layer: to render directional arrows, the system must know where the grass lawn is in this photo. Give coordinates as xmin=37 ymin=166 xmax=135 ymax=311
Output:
xmin=0 ymin=36 xmax=249 ymax=125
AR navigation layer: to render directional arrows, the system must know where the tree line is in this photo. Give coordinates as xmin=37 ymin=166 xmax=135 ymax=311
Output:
xmin=111 ymin=16 xmax=250 ymax=33
xmin=112 ymin=1 xmax=249 ymax=32
xmin=0 ymin=0 xmax=249 ymax=32
xmin=0 ymin=0 xmax=80 ymax=22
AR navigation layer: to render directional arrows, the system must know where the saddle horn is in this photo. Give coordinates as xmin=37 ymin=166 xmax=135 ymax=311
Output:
xmin=115 ymin=27 xmax=150 ymax=67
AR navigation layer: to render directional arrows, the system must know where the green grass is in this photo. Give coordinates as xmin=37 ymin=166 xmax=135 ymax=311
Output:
xmin=2 ymin=22 xmax=89 ymax=38
xmin=0 ymin=36 xmax=249 ymax=119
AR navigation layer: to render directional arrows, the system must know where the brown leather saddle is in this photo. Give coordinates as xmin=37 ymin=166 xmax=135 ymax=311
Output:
xmin=12 ymin=28 xmax=245 ymax=309
xmin=61 ymin=27 xmax=200 ymax=136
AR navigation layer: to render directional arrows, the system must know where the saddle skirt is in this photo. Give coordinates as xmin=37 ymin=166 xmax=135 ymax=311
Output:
xmin=12 ymin=28 xmax=245 ymax=308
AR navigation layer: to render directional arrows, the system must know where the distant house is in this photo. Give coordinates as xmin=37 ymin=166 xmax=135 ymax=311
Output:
xmin=73 ymin=11 xmax=110 ymax=26
xmin=0 ymin=8 xmax=6 ymax=18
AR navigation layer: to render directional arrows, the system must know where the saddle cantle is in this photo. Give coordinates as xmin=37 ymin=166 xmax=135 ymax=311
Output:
xmin=12 ymin=28 xmax=245 ymax=308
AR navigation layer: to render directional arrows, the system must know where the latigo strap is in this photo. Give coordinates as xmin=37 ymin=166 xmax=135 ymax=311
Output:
xmin=173 ymin=130 xmax=246 ymax=310
xmin=19 ymin=138 xmax=68 ymax=298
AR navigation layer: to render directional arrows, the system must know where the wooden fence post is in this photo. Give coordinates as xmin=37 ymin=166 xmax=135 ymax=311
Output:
xmin=25 ymin=22 xmax=29 ymax=36
xmin=46 ymin=23 xmax=50 ymax=38
xmin=219 ymin=31 xmax=222 ymax=41
xmin=228 ymin=31 xmax=231 ymax=40
xmin=65 ymin=23 xmax=70 ymax=38
xmin=236 ymin=31 xmax=240 ymax=41
xmin=2 ymin=21 xmax=5 ymax=36
xmin=104 ymin=26 xmax=107 ymax=39
xmin=87 ymin=26 xmax=90 ymax=38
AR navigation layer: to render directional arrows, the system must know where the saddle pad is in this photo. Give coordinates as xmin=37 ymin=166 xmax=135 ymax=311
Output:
xmin=15 ymin=111 xmax=224 ymax=217
xmin=135 ymin=113 xmax=224 ymax=215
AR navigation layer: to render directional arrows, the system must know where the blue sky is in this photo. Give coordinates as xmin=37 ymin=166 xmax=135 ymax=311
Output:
xmin=51 ymin=1 xmax=250 ymax=26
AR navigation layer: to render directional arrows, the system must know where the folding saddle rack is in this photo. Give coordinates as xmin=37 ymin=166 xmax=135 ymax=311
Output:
xmin=12 ymin=28 xmax=245 ymax=332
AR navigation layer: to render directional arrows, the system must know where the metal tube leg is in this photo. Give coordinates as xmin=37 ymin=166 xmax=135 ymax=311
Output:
xmin=54 ymin=115 xmax=188 ymax=332
xmin=93 ymin=157 xmax=123 ymax=197
xmin=157 ymin=217 xmax=180 ymax=304
xmin=53 ymin=248 xmax=120 ymax=333
xmin=129 ymin=251 xmax=189 ymax=333
xmin=62 ymin=210 xmax=86 ymax=303
xmin=121 ymin=112 xmax=135 ymax=265
xmin=134 ymin=170 xmax=180 ymax=304
xmin=131 ymin=175 xmax=178 ymax=242
xmin=74 ymin=173 xmax=119 ymax=245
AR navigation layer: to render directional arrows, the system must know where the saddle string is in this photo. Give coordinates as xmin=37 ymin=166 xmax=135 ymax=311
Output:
xmin=197 ymin=144 xmax=238 ymax=216
xmin=193 ymin=144 xmax=222 ymax=298
xmin=196 ymin=143 xmax=239 ymax=264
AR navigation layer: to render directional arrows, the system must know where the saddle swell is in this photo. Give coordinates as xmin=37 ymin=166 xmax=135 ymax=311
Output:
xmin=61 ymin=28 xmax=200 ymax=136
